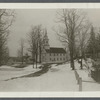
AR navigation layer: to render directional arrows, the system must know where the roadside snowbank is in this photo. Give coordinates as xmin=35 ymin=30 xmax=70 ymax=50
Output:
xmin=75 ymin=60 xmax=100 ymax=91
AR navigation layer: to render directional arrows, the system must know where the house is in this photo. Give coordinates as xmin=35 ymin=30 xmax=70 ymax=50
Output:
xmin=41 ymin=30 xmax=67 ymax=63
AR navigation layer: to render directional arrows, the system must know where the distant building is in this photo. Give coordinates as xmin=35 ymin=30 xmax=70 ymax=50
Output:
xmin=7 ymin=57 xmax=19 ymax=65
xmin=41 ymin=30 xmax=67 ymax=63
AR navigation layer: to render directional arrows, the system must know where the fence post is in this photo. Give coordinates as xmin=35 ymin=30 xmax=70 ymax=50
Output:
xmin=75 ymin=70 xmax=79 ymax=84
xmin=77 ymin=74 xmax=79 ymax=84
xmin=79 ymin=77 xmax=82 ymax=91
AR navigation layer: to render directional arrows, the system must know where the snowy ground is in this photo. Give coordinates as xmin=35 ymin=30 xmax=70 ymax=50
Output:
xmin=0 ymin=63 xmax=78 ymax=92
xmin=0 ymin=64 xmax=41 ymax=81
xmin=0 ymin=60 xmax=100 ymax=92
xmin=75 ymin=59 xmax=100 ymax=91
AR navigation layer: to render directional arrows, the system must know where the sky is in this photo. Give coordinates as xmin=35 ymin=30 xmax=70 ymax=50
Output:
xmin=8 ymin=9 xmax=100 ymax=57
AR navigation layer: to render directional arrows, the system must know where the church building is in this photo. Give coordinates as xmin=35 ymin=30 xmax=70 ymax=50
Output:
xmin=41 ymin=30 xmax=67 ymax=63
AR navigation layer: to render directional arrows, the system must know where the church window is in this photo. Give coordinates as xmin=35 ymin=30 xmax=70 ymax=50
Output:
xmin=57 ymin=58 xmax=59 ymax=60
xmin=54 ymin=53 xmax=55 ymax=56
xmin=60 ymin=58 xmax=62 ymax=60
xmin=54 ymin=58 xmax=55 ymax=61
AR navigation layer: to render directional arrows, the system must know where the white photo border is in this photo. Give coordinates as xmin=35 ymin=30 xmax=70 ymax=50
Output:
xmin=0 ymin=3 xmax=99 ymax=97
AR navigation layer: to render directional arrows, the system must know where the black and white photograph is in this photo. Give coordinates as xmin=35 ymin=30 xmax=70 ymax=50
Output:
xmin=1 ymin=4 xmax=100 ymax=93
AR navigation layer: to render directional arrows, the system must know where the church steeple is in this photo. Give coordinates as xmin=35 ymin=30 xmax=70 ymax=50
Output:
xmin=43 ymin=29 xmax=50 ymax=50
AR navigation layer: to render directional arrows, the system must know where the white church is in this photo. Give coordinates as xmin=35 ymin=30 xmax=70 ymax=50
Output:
xmin=41 ymin=31 xmax=67 ymax=63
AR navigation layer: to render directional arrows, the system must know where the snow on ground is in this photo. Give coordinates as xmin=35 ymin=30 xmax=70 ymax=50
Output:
xmin=75 ymin=61 xmax=92 ymax=81
xmin=0 ymin=63 xmax=78 ymax=91
xmin=0 ymin=64 xmax=41 ymax=81
xmin=75 ymin=60 xmax=100 ymax=91
xmin=2 ymin=59 xmax=100 ymax=92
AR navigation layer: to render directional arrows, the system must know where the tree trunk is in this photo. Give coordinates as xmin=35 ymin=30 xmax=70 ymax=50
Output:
xmin=80 ymin=58 xmax=83 ymax=69
xmin=0 ymin=50 xmax=3 ymax=66
xmin=70 ymin=50 xmax=75 ymax=70
xmin=80 ymin=52 xmax=84 ymax=69
xmin=21 ymin=56 xmax=23 ymax=64
xmin=33 ymin=59 xmax=34 ymax=68
xmin=39 ymin=46 xmax=41 ymax=63
xmin=36 ymin=53 xmax=37 ymax=68
xmin=69 ymin=36 xmax=75 ymax=70
xmin=32 ymin=53 xmax=34 ymax=68
xmin=0 ymin=59 xmax=2 ymax=66
xmin=70 ymin=57 xmax=75 ymax=70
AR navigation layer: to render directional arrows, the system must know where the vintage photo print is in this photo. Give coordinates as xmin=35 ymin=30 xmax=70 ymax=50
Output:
xmin=0 ymin=3 xmax=100 ymax=97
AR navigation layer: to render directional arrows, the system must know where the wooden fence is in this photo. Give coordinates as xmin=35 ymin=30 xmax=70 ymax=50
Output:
xmin=74 ymin=70 xmax=82 ymax=91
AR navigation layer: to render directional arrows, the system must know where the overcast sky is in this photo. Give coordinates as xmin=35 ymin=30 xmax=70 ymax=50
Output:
xmin=8 ymin=9 xmax=100 ymax=57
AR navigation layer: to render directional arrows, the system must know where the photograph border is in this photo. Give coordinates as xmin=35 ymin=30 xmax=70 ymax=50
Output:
xmin=0 ymin=0 xmax=99 ymax=3
xmin=0 ymin=3 xmax=100 ymax=97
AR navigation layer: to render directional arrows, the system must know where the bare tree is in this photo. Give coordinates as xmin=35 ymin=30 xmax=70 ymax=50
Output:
xmin=77 ymin=22 xmax=91 ymax=69
xmin=0 ymin=9 xmax=15 ymax=66
xmin=28 ymin=27 xmax=36 ymax=68
xmin=18 ymin=38 xmax=25 ymax=64
xmin=28 ymin=25 xmax=39 ymax=68
xmin=28 ymin=25 xmax=45 ymax=68
xmin=38 ymin=28 xmax=45 ymax=63
xmin=2 ymin=46 xmax=9 ymax=64
xmin=24 ymin=52 xmax=29 ymax=64
xmin=56 ymin=9 xmax=87 ymax=70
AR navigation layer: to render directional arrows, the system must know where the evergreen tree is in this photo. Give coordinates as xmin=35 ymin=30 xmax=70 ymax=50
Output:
xmin=87 ymin=26 xmax=97 ymax=60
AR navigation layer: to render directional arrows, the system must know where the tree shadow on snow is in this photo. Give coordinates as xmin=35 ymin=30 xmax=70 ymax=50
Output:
xmin=50 ymin=68 xmax=60 ymax=72
xmin=4 ymin=64 xmax=51 ymax=81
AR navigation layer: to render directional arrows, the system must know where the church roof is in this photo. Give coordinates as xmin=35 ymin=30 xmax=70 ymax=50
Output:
xmin=45 ymin=47 xmax=66 ymax=53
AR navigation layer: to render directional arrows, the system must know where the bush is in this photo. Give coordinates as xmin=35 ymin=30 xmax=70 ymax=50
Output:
xmin=91 ymin=69 xmax=100 ymax=82
xmin=91 ymin=59 xmax=100 ymax=82
xmin=12 ymin=64 xmax=27 ymax=68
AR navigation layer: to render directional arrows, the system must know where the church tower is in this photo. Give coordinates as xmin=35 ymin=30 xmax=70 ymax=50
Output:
xmin=43 ymin=29 xmax=50 ymax=50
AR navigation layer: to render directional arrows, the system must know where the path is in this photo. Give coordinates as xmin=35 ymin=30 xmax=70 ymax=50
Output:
xmin=0 ymin=63 xmax=78 ymax=91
